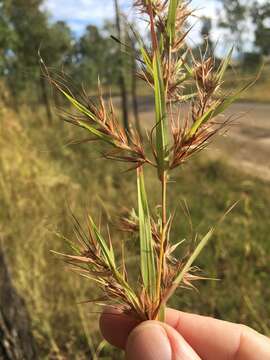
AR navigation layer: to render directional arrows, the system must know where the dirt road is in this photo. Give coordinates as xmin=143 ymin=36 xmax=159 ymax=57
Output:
xmin=136 ymin=99 xmax=270 ymax=181
xmin=213 ymin=103 xmax=270 ymax=181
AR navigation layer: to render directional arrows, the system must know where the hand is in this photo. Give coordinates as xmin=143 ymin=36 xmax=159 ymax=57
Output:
xmin=100 ymin=307 xmax=270 ymax=360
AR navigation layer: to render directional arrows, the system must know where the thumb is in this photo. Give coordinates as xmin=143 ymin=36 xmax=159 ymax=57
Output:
xmin=126 ymin=320 xmax=201 ymax=360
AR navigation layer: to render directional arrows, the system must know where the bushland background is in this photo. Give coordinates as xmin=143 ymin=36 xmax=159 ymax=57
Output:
xmin=0 ymin=0 xmax=269 ymax=359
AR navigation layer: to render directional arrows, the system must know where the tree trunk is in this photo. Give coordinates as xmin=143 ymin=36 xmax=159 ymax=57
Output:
xmin=114 ymin=0 xmax=130 ymax=135
xmin=39 ymin=73 xmax=53 ymax=125
xmin=0 ymin=248 xmax=37 ymax=360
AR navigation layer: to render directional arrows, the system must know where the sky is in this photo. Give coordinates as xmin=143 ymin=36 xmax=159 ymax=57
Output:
xmin=44 ymin=0 xmax=219 ymax=39
xmin=43 ymin=0 xmax=262 ymax=54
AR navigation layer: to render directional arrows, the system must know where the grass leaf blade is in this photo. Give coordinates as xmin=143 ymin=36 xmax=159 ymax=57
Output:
xmin=217 ymin=46 xmax=234 ymax=82
xmin=167 ymin=0 xmax=180 ymax=45
xmin=88 ymin=215 xmax=116 ymax=269
xmin=173 ymin=228 xmax=214 ymax=286
xmin=153 ymin=52 xmax=169 ymax=176
xmin=137 ymin=167 xmax=157 ymax=300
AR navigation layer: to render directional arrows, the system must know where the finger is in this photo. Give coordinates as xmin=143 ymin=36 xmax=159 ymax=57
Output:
xmin=100 ymin=307 xmax=270 ymax=360
xmin=166 ymin=308 xmax=270 ymax=360
xmin=126 ymin=321 xmax=201 ymax=360
xmin=99 ymin=307 xmax=140 ymax=349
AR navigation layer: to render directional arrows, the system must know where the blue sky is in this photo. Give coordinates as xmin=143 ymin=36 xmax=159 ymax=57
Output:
xmin=44 ymin=0 xmax=219 ymax=39
xmin=44 ymin=0 xmax=262 ymax=54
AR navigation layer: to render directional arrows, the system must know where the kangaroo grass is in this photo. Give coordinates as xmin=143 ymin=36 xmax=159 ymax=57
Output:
xmin=49 ymin=0 xmax=254 ymax=322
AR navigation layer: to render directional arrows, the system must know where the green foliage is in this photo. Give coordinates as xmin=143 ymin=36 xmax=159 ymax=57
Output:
xmin=0 ymin=0 xmax=268 ymax=112
xmin=251 ymin=2 xmax=270 ymax=56
xmin=218 ymin=0 xmax=270 ymax=57
xmin=242 ymin=52 xmax=263 ymax=71
xmin=0 ymin=1 xmax=126 ymax=110
xmin=72 ymin=24 xmax=121 ymax=88
xmin=218 ymin=0 xmax=248 ymax=50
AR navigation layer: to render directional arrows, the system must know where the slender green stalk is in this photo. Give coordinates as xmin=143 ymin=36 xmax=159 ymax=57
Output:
xmin=156 ymin=172 xmax=167 ymax=318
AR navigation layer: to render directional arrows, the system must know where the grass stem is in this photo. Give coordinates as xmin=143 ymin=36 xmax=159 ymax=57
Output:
xmin=156 ymin=171 xmax=167 ymax=318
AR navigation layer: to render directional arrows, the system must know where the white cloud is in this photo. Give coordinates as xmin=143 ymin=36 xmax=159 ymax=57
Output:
xmin=44 ymin=0 xmax=218 ymax=35
xmin=44 ymin=0 xmax=133 ymax=29
xmin=44 ymin=0 xmax=255 ymax=54
xmin=44 ymin=0 xmax=139 ymax=35
xmin=45 ymin=0 xmax=110 ymax=22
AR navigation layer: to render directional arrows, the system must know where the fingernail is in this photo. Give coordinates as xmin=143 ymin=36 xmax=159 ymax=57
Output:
xmin=126 ymin=322 xmax=172 ymax=360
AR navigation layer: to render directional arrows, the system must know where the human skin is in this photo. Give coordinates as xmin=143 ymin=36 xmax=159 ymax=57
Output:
xmin=100 ymin=307 xmax=270 ymax=360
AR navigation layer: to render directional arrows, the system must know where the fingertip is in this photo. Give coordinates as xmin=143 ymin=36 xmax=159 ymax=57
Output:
xmin=126 ymin=321 xmax=172 ymax=360
xmin=126 ymin=321 xmax=201 ymax=360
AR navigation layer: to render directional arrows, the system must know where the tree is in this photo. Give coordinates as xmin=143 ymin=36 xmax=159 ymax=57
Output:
xmin=1 ymin=0 xmax=73 ymax=121
xmin=103 ymin=20 xmax=124 ymax=87
xmin=0 ymin=2 xmax=15 ymax=73
xmin=1 ymin=0 xmax=51 ymax=117
xmin=200 ymin=16 xmax=213 ymax=54
xmin=0 ymin=1 xmax=18 ymax=106
xmin=251 ymin=2 xmax=270 ymax=56
xmin=40 ymin=20 xmax=73 ymax=113
xmin=128 ymin=26 xmax=142 ymax=139
xmin=41 ymin=21 xmax=73 ymax=67
xmin=113 ymin=0 xmax=130 ymax=134
xmin=218 ymin=0 xmax=249 ymax=52
xmin=72 ymin=25 xmax=110 ymax=88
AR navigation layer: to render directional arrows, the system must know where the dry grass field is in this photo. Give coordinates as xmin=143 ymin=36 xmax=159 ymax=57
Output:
xmin=0 ymin=99 xmax=269 ymax=358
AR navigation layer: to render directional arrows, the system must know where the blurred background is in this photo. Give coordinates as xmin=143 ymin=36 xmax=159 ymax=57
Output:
xmin=0 ymin=0 xmax=269 ymax=359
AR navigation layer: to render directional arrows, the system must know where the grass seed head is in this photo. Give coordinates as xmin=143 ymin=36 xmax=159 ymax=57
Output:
xmin=52 ymin=0 xmax=252 ymax=322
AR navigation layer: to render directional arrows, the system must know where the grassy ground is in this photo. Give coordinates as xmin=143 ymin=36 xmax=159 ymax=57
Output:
xmin=225 ymin=64 xmax=270 ymax=103
xmin=0 ymin=104 xmax=269 ymax=359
